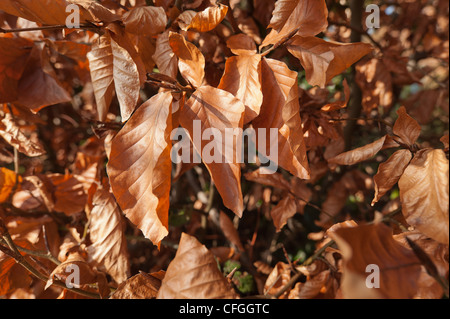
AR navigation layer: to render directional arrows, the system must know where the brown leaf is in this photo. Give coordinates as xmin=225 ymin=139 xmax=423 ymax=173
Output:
xmin=16 ymin=44 xmax=71 ymax=111
xmin=330 ymin=223 xmax=422 ymax=299
xmin=218 ymin=53 xmax=263 ymax=123
xmin=244 ymin=168 xmax=291 ymax=191
xmin=253 ymin=58 xmax=310 ymax=180
xmin=0 ymin=167 xmax=19 ymax=203
xmin=86 ymin=187 xmax=130 ymax=284
xmin=287 ymin=36 xmax=373 ymax=88
xmin=288 ymin=270 xmax=334 ymax=299
xmin=48 ymin=174 xmax=87 ymax=216
xmin=393 ymin=106 xmax=421 ymax=147
xmin=264 ymin=262 xmax=291 ymax=298
xmin=107 ymin=91 xmax=173 ymax=246
xmin=371 ymin=149 xmax=412 ymax=205
xmin=122 ymin=6 xmax=167 ymax=36
xmin=226 ymin=34 xmax=257 ymax=56
xmin=0 ymin=37 xmax=33 ymax=103
xmin=440 ymin=134 xmax=449 ymax=149
xmin=169 ymin=32 xmax=205 ymax=89
xmin=179 ymin=4 xmax=228 ymax=32
xmin=0 ymin=0 xmax=92 ymax=25
xmin=271 ymin=194 xmax=297 ymax=232
xmin=152 ymin=30 xmax=178 ymax=79
xmin=398 ymin=149 xmax=449 ymax=245
xmin=157 ymin=233 xmax=237 ymax=299
xmin=328 ymin=135 xmax=388 ymax=165
xmin=86 ymin=35 xmax=114 ymax=122
xmin=110 ymin=271 xmax=165 ymax=299
xmin=0 ymin=113 xmax=46 ymax=157
xmin=179 ymin=85 xmax=245 ymax=217
xmin=261 ymin=0 xmax=328 ymax=48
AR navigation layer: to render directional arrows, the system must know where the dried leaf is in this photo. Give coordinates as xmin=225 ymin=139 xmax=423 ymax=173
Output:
xmin=219 ymin=211 xmax=244 ymax=252
xmin=218 ymin=53 xmax=263 ymax=123
xmin=287 ymin=36 xmax=373 ymax=88
xmin=371 ymin=149 xmax=412 ymax=205
xmin=153 ymin=30 xmax=178 ymax=79
xmin=179 ymin=85 xmax=245 ymax=217
xmin=157 ymin=233 xmax=237 ymax=299
xmin=330 ymin=223 xmax=422 ymax=299
xmin=0 ymin=167 xmax=19 ymax=203
xmin=122 ymin=6 xmax=167 ymax=36
xmin=87 ymin=35 xmax=114 ymax=122
xmin=86 ymin=187 xmax=130 ymax=284
xmin=169 ymin=32 xmax=205 ymax=89
xmin=393 ymin=106 xmax=421 ymax=147
xmin=179 ymin=4 xmax=228 ymax=32
xmin=0 ymin=37 xmax=33 ymax=103
xmin=253 ymin=58 xmax=310 ymax=180
xmin=107 ymin=91 xmax=173 ymax=246
xmin=271 ymin=194 xmax=297 ymax=232
xmin=261 ymin=0 xmax=328 ymax=48
xmin=110 ymin=271 xmax=165 ymax=299
xmin=398 ymin=149 xmax=449 ymax=245
xmin=0 ymin=113 xmax=46 ymax=157
xmin=328 ymin=135 xmax=388 ymax=165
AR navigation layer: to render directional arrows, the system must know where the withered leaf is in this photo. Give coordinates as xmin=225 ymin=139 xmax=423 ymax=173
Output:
xmin=0 ymin=113 xmax=46 ymax=157
xmin=110 ymin=271 xmax=165 ymax=299
xmin=152 ymin=30 xmax=178 ymax=79
xmin=261 ymin=0 xmax=328 ymax=48
xmin=0 ymin=167 xmax=19 ymax=203
xmin=122 ymin=6 xmax=167 ymax=36
xmin=0 ymin=37 xmax=33 ymax=103
xmin=372 ymin=149 xmax=412 ymax=205
xmin=271 ymin=194 xmax=297 ymax=232
xmin=179 ymin=85 xmax=245 ymax=217
xmin=328 ymin=135 xmax=388 ymax=165
xmin=179 ymin=4 xmax=228 ymax=32
xmin=252 ymin=58 xmax=310 ymax=180
xmin=107 ymin=91 xmax=173 ymax=246
xmin=287 ymin=36 xmax=373 ymax=88
xmin=398 ymin=149 xmax=449 ymax=245
xmin=330 ymin=223 xmax=422 ymax=299
xmin=393 ymin=106 xmax=422 ymax=147
xmin=169 ymin=32 xmax=205 ymax=89
xmin=86 ymin=187 xmax=130 ymax=284
xmin=157 ymin=233 xmax=237 ymax=299
xmin=219 ymin=211 xmax=244 ymax=252
xmin=218 ymin=52 xmax=263 ymax=124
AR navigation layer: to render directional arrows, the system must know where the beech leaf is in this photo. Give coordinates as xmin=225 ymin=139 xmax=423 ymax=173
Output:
xmin=122 ymin=6 xmax=167 ymax=36
xmin=157 ymin=233 xmax=237 ymax=299
xmin=393 ymin=106 xmax=421 ymax=146
xmin=107 ymin=91 xmax=173 ymax=246
xmin=398 ymin=149 xmax=449 ymax=245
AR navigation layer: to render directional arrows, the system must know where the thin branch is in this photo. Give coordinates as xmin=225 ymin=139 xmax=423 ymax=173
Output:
xmin=0 ymin=23 xmax=100 ymax=34
xmin=328 ymin=19 xmax=384 ymax=52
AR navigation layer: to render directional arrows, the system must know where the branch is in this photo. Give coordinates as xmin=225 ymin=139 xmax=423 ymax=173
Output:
xmin=0 ymin=23 xmax=101 ymax=34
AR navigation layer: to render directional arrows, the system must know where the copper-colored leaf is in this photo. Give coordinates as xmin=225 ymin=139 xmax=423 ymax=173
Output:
xmin=393 ymin=106 xmax=421 ymax=147
xmin=226 ymin=34 xmax=257 ymax=56
xmin=398 ymin=149 xmax=449 ymax=245
xmin=0 ymin=37 xmax=33 ymax=103
xmin=271 ymin=194 xmax=297 ymax=232
xmin=107 ymin=91 xmax=173 ymax=246
xmin=244 ymin=168 xmax=291 ymax=191
xmin=122 ymin=6 xmax=167 ymax=36
xmin=87 ymin=35 xmax=114 ymax=122
xmin=86 ymin=187 xmax=130 ymax=284
xmin=218 ymin=53 xmax=263 ymax=123
xmin=440 ymin=134 xmax=449 ymax=149
xmin=157 ymin=233 xmax=237 ymax=299
xmin=169 ymin=32 xmax=205 ymax=89
xmin=261 ymin=0 xmax=328 ymax=48
xmin=328 ymin=135 xmax=388 ymax=165
xmin=16 ymin=44 xmax=71 ymax=111
xmin=179 ymin=85 xmax=245 ymax=217
xmin=253 ymin=58 xmax=310 ymax=180
xmin=110 ymin=271 xmax=165 ymax=299
xmin=179 ymin=4 xmax=228 ymax=32
xmin=48 ymin=174 xmax=87 ymax=216
xmin=0 ymin=0 xmax=92 ymax=25
xmin=110 ymin=36 xmax=142 ymax=122
xmin=264 ymin=262 xmax=291 ymax=298
xmin=287 ymin=36 xmax=373 ymax=88
xmin=330 ymin=223 xmax=422 ymax=299
xmin=0 ymin=168 xmax=20 ymax=203
xmin=0 ymin=113 xmax=46 ymax=157
xmin=152 ymin=30 xmax=178 ymax=79
xmin=371 ymin=149 xmax=412 ymax=205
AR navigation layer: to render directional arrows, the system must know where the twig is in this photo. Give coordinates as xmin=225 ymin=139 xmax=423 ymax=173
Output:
xmin=261 ymin=27 xmax=300 ymax=57
xmin=329 ymin=117 xmax=394 ymax=128
xmin=0 ymin=23 xmax=100 ymax=34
